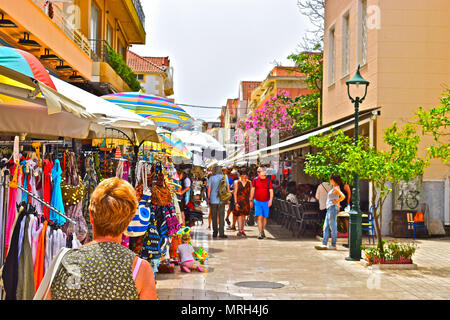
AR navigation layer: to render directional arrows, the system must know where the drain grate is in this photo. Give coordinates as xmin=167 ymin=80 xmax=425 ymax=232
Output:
xmin=234 ymin=281 xmax=285 ymax=289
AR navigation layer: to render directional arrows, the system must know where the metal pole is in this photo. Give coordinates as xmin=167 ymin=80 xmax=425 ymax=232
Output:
xmin=17 ymin=185 xmax=76 ymax=225
xmin=346 ymin=98 xmax=362 ymax=261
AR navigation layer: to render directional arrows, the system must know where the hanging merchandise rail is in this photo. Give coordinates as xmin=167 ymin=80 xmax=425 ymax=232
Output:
xmin=17 ymin=185 xmax=76 ymax=225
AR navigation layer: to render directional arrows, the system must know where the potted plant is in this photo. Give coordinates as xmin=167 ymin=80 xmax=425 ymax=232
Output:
xmin=362 ymin=240 xmax=417 ymax=265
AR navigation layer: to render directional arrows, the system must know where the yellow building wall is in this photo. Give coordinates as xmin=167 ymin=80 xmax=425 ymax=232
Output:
xmin=0 ymin=0 xmax=93 ymax=79
xmin=323 ymin=0 xmax=449 ymax=180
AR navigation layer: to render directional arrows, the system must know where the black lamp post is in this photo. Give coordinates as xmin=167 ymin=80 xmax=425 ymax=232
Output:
xmin=345 ymin=65 xmax=369 ymax=261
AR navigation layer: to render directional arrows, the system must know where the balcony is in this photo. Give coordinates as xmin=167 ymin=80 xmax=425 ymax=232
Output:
xmin=32 ymin=0 xmax=92 ymax=57
xmin=132 ymin=0 xmax=145 ymax=27
xmin=88 ymin=39 xmax=142 ymax=94
xmin=107 ymin=0 xmax=146 ymax=44
xmin=0 ymin=0 xmax=92 ymax=80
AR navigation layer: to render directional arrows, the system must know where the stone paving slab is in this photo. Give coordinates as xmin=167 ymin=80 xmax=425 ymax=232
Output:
xmin=156 ymin=218 xmax=450 ymax=300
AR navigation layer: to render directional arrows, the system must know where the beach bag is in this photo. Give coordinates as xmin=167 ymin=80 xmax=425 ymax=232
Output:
xmin=125 ymin=192 xmax=151 ymax=237
xmin=152 ymin=173 xmax=172 ymax=206
xmin=219 ymin=176 xmax=232 ymax=202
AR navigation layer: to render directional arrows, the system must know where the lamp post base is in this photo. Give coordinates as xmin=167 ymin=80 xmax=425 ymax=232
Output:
xmin=345 ymin=256 xmax=361 ymax=262
xmin=347 ymin=208 xmax=362 ymax=261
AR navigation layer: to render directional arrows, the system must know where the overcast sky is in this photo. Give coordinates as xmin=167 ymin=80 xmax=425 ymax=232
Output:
xmin=131 ymin=0 xmax=313 ymax=121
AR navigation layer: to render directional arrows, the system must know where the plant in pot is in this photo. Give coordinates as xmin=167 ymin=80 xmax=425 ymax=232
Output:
xmin=362 ymin=241 xmax=417 ymax=265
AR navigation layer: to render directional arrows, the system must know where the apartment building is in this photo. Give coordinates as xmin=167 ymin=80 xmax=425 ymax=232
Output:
xmin=0 ymin=0 xmax=146 ymax=94
xmin=323 ymin=0 xmax=450 ymax=233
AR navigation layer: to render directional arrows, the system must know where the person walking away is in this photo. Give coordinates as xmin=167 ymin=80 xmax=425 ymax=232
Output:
xmin=286 ymin=181 xmax=299 ymax=204
xmin=315 ymin=174 xmax=345 ymax=250
xmin=233 ymin=168 xmax=251 ymax=238
xmin=43 ymin=178 xmax=157 ymax=300
xmin=250 ymin=167 xmax=273 ymax=239
xmin=207 ymin=166 xmax=229 ymax=239
xmin=227 ymin=170 xmax=240 ymax=230
xmin=177 ymin=233 xmax=205 ymax=273
xmin=316 ymin=181 xmax=332 ymax=220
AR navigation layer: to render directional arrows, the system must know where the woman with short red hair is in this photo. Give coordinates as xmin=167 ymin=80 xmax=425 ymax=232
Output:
xmin=45 ymin=177 xmax=157 ymax=300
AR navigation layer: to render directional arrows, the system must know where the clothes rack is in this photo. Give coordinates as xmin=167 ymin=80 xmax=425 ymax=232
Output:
xmin=0 ymin=140 xmax=70 ymax=146
xmin=17 ymin=185 xmax=76 ymax=225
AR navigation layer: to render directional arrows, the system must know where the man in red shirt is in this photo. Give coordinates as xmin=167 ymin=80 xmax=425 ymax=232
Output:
xmin=250 ymin=167 xmax=273 ymax=239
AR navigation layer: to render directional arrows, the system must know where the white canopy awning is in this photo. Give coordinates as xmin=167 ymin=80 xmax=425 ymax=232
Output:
xmin=0 ymin=100 xmax=91 ymax=139
xmin=173 ymin=130 xmax=226 ymax=152
xmin=222 ymin=117 xmax=357 ymax=166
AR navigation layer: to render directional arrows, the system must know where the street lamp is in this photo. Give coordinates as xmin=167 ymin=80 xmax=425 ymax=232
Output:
xmin=345 ymin=64 xmax=369 ymax=261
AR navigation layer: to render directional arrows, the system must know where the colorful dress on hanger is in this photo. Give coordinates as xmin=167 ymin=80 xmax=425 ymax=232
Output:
xmin=34 ymin=220 xmax=47 ymax=293
xmin=21 ymin=160 xmax=29 ymax=203
xmin=50 ymin=160 xmax=66 ymax=226
xmin=1 ymin=208 xmax=27 ymax=300
xmin=4 ymin=162 xmax=21 ymax=258
xmin=42 ymin=159 xmax=53 ymax=221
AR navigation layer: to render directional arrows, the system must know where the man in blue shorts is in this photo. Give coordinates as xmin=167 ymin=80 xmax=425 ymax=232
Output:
xmin=250 ymin=167 xmax=273 ymax=239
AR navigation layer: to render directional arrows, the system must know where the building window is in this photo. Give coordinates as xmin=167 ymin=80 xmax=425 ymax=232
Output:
xmin=136 ymin=74 xmax=144 ymax=81
xmin=328 ymin=26 xmax=335 ymax=86
xmin=107 ymin=23 xmax=113 ymax=47
xmin=358 ymin=0 xmax=368 ymax=66
xmin=90 ymin=2 xmax=99 ymax=54
xmin=342 ymin=12 xmax=350 ymax=77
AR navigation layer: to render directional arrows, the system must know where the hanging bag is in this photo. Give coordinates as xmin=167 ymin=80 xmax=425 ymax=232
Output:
xmin=151 ymin=173 xmax=172 ymax=206
xmin=33 ymin=247 xmax=71 ymax=300
xmin=125 ymin=192 xmax=152 ymax=237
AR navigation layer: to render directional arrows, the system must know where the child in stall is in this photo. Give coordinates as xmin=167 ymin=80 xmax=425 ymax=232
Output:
xmin=176 ymin=233 xmax=205 ymax=273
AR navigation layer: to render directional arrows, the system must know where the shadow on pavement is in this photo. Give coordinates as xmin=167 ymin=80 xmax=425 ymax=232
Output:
xmin=157 ymin=288 xmax=244 ymax=300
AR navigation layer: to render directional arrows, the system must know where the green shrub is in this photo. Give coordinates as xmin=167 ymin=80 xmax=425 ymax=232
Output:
xmin=106 ymin=47 xmax=142 ymax=92
xmin=361 ymin=241 xmax=417 ymax=265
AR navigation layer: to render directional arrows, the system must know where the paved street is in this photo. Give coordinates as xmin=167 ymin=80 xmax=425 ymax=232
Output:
xmin=156 ymin=215 xmax=450 ymax=300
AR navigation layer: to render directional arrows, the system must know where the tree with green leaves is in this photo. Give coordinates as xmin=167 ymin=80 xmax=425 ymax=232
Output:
xmin=414 ymin=88 xmax=450 ymax=165
xmin=287 ymin=50 xmax=323 ymax=129
xmin=305 ymin=123 xmax=427 ymax=251
xmin=343 ymin=123 xmax=427 ymax=251
xmin=304 ymin=129 xmax=358 ymax=185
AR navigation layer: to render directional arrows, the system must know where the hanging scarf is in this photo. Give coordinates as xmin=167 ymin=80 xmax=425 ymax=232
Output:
xmin=42 ymin=159 xmax=53 ymax=221
xmin=27 ymin=160 xmax=42 ymax=216
xmin=50 ymin=159 xmax=66 ymax=225
xmin=4 ymin=162 xmax=21 ymax=258
xmin=21 ymin=160 xmax=29 ymax=203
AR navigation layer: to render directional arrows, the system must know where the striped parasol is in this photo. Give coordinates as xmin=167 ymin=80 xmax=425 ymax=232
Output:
xmin=101 ymin=92 xmax=192 ymax=130
xmin=157 ymin=128 xmax=192 ymax=159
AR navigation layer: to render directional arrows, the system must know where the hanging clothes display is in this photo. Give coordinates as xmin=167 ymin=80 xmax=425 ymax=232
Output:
xmin=49 ymin=160 xmax=66 ymax=226
xmin=0 ymin=162 xmax=8 ymax=262
xmin=33 ymin=219 xmax=47 ymax=293
xmin=62 ymin=152 xmax=87 ymax=243
xmin=16 ymin=214 xmax=35 ymax=300
xmin=1 ymin=204 xmax=27 ymax=300
xmin=27 ymin=161 xmax=42 ymax=216
xmin=81 ymin=156 xmax=97 ymax=243
xmin=42 ymin=159 xmax=53 ymax=221
xmin=4 ymin=162 xmax=21 ymax=258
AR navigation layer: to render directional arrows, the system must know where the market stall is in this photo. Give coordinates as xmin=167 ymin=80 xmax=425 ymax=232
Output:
xmin=0 ymin=47 xmax=188 ymax=300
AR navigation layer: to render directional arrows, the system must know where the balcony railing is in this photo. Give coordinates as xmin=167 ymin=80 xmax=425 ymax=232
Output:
xmin=132 ymin=0 xmax=145 ymax=27
xmin=89 ymin=39 xmax=141 ymax=91
xmin=89 ymin=39 xmax=111 ymax=63
xmin=32 ymin=0 xmax=91 ymax=58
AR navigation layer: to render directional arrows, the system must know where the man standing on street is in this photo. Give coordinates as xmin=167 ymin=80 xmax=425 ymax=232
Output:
xmin=207 ymin=166 xmax=229 ymax=239
xmin=250 ymin=167 xmax=273 ymax=239
xmin=315 ymin=180 xmax=332 ymax=221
